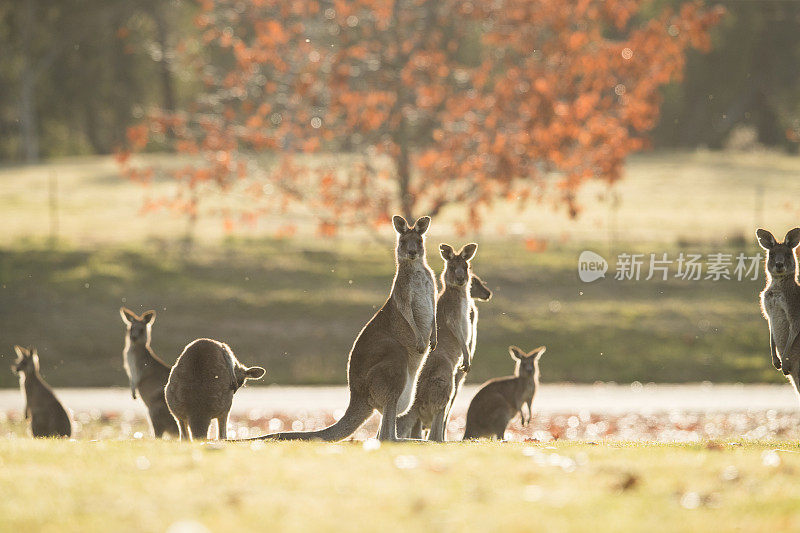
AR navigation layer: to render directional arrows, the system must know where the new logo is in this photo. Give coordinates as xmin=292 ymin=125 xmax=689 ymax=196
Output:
xmin=578 ymin=251 xmax=608 ymax=282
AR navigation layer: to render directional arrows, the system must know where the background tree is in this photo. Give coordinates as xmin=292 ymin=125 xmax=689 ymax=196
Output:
xmin=653 ymin=0 xmax=800 ymax=152
xmin=0 ymin=0 xmax=190 ymax=161
xmin=120 ymin=0 xmax=721 ymax=234
xmin=10 ymin=1 xmax=800 ymax=166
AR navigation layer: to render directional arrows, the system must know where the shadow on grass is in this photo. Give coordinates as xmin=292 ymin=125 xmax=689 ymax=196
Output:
xmin=0 ymin=240 xmax=780 ymax=387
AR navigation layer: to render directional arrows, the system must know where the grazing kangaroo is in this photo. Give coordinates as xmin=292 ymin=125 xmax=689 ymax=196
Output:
xmin=757 ymin=228 xmax=800 ymax=390
xmin=11 ymin=346 xmax=72 ymax=438
xmin=252 ymin=215 xmax=437 ymax=442
xmin=119 ymin=307 xmax=179 ymax=438
xmin=165 ymin=338 xmax=265 ymax=441
xmin=462 ymin=345 xmax=545 ymax=440
xmin=396 ymin=243 xmax=477 ymax=441
xmin=444 ymin=274 xmax=492 ymax=428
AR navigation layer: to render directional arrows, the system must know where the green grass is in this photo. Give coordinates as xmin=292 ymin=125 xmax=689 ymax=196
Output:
xmin=0 ymin=238 xmax=780 ymax=387
xmin=1 ymin=439 xmax=799 ymax=532
xmin=1 ymin=150 xmax=797 ymax=386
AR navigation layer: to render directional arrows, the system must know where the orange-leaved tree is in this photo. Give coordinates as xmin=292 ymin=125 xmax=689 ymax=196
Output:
xmin=118 ymin=0 xmax=722 ymax=235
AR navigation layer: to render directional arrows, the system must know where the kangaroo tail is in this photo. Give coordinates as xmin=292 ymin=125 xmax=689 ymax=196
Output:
xmin=249 ymin=395 xmax=373 ymax=442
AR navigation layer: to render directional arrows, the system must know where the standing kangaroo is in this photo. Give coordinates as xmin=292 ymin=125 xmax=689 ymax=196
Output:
xmin=757 ymin=228 xmax=800 ymax=391
xmin=397 ymin=243 xmax=477 ymax=441
xmin=165 ymin=338 xmax=265 ymax=441
xmin=11 ymin=346 xmax=72 ymax=438
xmin=444 ymin=274 xmax=492 ymax=428
xmin=462 ymin=345 xmax=545 ymax=440
xmin=252 ymin=215 xmax=437 ymax=442
xmin=119 ymin=307 xmax=179 ymax=438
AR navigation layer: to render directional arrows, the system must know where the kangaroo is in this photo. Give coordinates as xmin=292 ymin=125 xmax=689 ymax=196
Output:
xmin=251 ymin=215 xmax=437 ymax=442
xmin=397 ymin=243 xmax=477 ymax=441
xmin=462 ymin=345 xmax=545 ymax=440
xmin=444 ymin=274 xmax=492 ymax=428
xmin=11 ymin=346 xmax=72 ymax=438
xmin=399 ymin=273 xmax=491 ymax=439
xmin=165 ymin=338 xmax=265 ymax=441
xmin=119 ymin=307 xmax=179 ymax=438
xmin=757 ymin=229 xmax=800 ymax=391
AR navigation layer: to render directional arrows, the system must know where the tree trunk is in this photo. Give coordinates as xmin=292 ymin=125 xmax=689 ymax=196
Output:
xmin=153 ymin=8 xmax=176 ymax=113
xmin=20 ymin=69 xmax=39 ymax=162
xmin=83 ymin=97 xmax=108 ymax=153
xmin=20 ymin=0 xmax=39 ymax=162
xmin=396 ymin=138 xmax=413 ymax=222
xmin=391 ymin=0 xmax=414 ymax=222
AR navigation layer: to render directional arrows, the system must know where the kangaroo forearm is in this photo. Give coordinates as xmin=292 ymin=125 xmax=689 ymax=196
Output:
xmin=781 ymin=329 xmax=799 ymax=362
xmin=459 ymin=341 xmax=472 ymax=372
xmin=770 ymin=334 xmax=781 ymax=370
xmin=444 ymin=318 xmax=470 ymax=369
xmin=430 ymin=294 xmax=438 ymax=345
xmin=395 ymin=298 xmax=421 ymax=341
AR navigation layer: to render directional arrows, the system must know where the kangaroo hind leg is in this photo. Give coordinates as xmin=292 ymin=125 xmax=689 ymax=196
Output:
xmin=217 ymin=414 xmax=228 ymax=440
xmin=429 ymin=409 xmax=447 ymax=442
xmin=177 ymin=419 xmax=190 ymax=441
xmin=189 ymin=415 xmax=212 ymax=441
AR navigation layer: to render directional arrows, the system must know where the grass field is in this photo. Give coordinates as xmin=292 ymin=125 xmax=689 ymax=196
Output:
xmin=1 ymin=439 xmax=799 ymax=532
xmin=4 ymin=150 xmax=800 ymax=246
xmin=0 ymin=238 xmax=781 ymax=387
xmin=1 ymin=150 xmax=799 ymax=387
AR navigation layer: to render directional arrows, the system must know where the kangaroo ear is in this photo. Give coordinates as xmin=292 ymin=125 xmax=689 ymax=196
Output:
xmin=120 ymin=307 xmax=137 ymax=325
xmin=440 ymin=243 xmax=455 ymax=261
xmin=13 ymin=345 xmax=28 ymax=358
xmin=509 ymin=346 xmax=525 ymax=360
xmin=245 ymin=366 xmax=266 ymax=380
xmin=460 ymin=243 xmax=478 ymax=261
xmin=392 ymin=215 xmax=409 ymax=234
xmin=141 ymin=310 xmax=156 ymax=325
xmin=470 ymin=275 xmax=492 ymax=301
xmin=528 ymin=346 xmax=546 ymax=359
xmin=785 ymin=228 xmax=800 ymax=249
xmin=756 ymin=229 xmax=778 ymax=250
xmin=413 ymin=216 xmax=431 ymax=235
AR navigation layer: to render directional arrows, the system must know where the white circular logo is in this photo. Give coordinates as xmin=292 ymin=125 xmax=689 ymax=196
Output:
xmin=578 ymin=251 xmax=608 ymax=282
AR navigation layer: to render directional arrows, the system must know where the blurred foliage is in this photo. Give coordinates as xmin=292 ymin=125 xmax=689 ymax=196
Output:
xmin=119 ymin=0 xmax=721 ymax=233
xmin=2 ymin=1 xmax=798 ymax=164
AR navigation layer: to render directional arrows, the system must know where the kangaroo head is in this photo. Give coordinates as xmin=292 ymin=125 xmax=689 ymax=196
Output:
xmin=119 ymin=307 xmax=155 ymax=344
xmin=509 ymin=345 xmax=545 ymax=377
xmin=12 ymin=345 xmax=39 ymax=374
xmin=393 ymin=215 xmax=430 ymax=262
xmin=756 ymin=228 xmax=800 ymax=279
xmin=440 ymin=243 xmax=477 ymax=288
xmin=233 ymin=364 xmax=266 ymax=390
xmin=470 ymin=274 xmax=492 ymax=302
